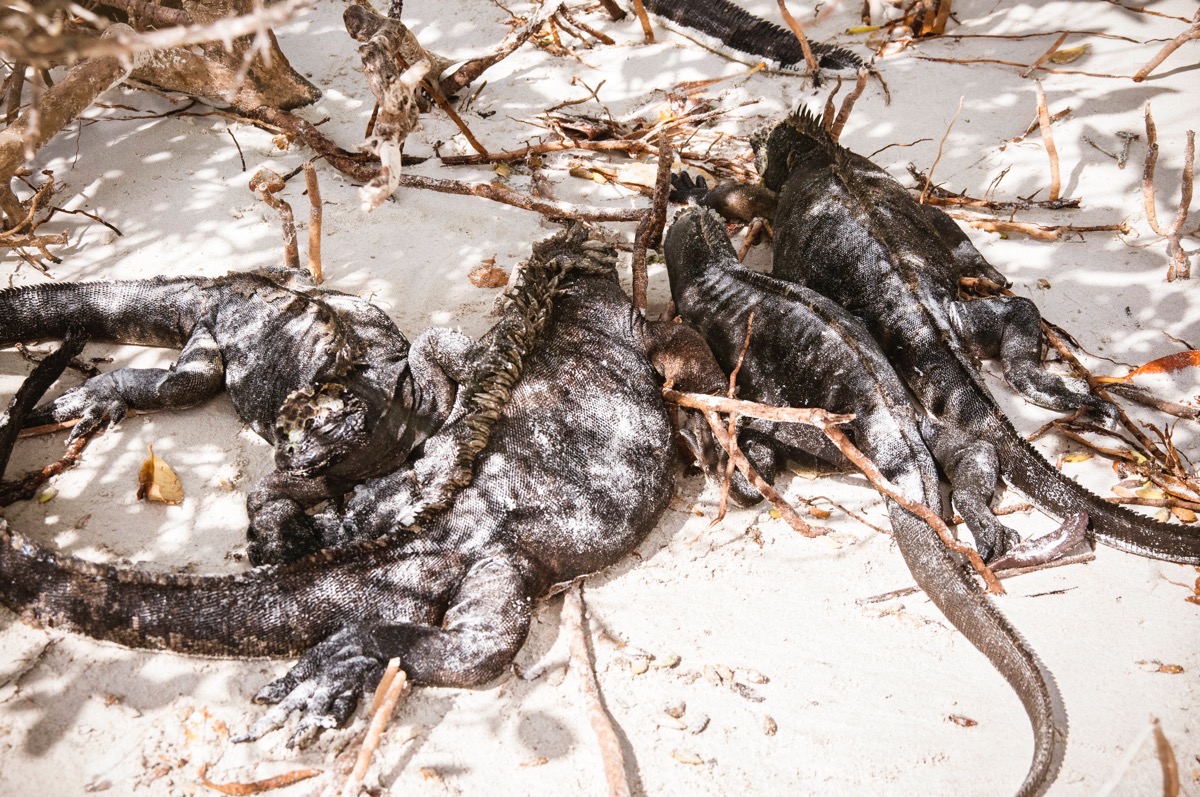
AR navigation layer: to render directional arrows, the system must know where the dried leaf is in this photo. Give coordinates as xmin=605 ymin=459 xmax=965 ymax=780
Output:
xmin=1157 ymin=508 xmax=1173 ymax=523
xmin=1138 ymin=485 xmax=1167 ymax=500
xmin=1170 ymin=506 xmax=1197 ymax=523
xmin=845 ymin=25 xmax=880 ymax=34
xmin=808 ymin=506 xmax=832 ymax=520
xmin=1037 ymin=278 xmax=1052 ymax=289
xmin=672 ymin=749 xmax=704 ymax=765
xmin=1048 ymin=43 xmax=1091 ymax=64
xmin=1062 ymin=451 xmax=1094 ymax=463
xmin=948 ymin=714 xmax=979 ymax=728
xmin=137 ymin=445 xmax=184 ymax=505
xmin=468 ymin=259 xmax=509 ymax=289
xmin=37 ymin=487 xmax=57 ymax=503
xmin=1097 ymin=350 xmax=1200 ymax=385
xmin=492 ymin=162 xmax=511 ymax=178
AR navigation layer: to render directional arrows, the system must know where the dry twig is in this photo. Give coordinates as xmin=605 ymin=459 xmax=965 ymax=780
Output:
xmin=1034 ymin=81 xmax=1062 ymax=202
xmin=920 ymin=97 xmax=964 ymax=204
xmin=631 ymin=132 xmax=673 ymax=310
xmin=777 ymin=0 xmax=821 ymax=77
xmin=828 ymin=69 xmax=870 ymax=144
xmin=1141 ymin=103 xmax=1194 ymax=280
xmin=563 ymin=582 xmax=632 ymax=797
xmin=302 ymin=162 xmax=323 ymax=284
xmin=1132 ymin=10 xmax=1200 ymax=82
xmin=250 ymin=169 xmax=299 ymax=272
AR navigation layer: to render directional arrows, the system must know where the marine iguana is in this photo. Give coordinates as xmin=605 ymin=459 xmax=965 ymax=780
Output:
xmin=665 ymin=206 xmax=1065 ymax=797
xmin=679 ymin=109 xmax=1200 ymax=565
xmin=0 ymin=269 xmax=474 ymax=565
xmin=0 ymin=225 xmax=721 ymax=747
xmin=641 ymin=0 xmax=863 ymax=73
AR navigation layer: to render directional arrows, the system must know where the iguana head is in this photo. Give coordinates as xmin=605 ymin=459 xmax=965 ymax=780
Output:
xmin=274 ymin=382 xmax=371 ymax=476
xmin=751 ymin=106 xmax=837 ymax=192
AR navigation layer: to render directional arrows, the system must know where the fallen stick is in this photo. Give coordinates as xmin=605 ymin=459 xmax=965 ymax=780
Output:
xmin=631 ymin=132 xmax=673 ymax=310
xmin=1132 ymin=10 xmax=1200 ymax=82
xmin=563 ymin=582 xmax=633 ymax=797
xmin=665 ymin=389 xmax=1003 ymax=591
xmin=1034 ymin=80 xmax=1062 ymax=202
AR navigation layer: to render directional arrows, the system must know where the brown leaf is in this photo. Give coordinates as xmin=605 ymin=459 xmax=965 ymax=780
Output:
xmin=137 ymin=445 xmax=184 ymax=505
xmin=468 ymin=259 xmax=509 ymax=289
xmin=948 ymin=714 xmax=979 ymax=727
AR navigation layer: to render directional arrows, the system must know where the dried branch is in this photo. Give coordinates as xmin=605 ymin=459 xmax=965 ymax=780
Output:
xmin=1151 ymin=718 xmax=1181 ymax=797
xmin=302 ymin=162 xmax=323 ymax=284
xmin=1141 ymin=103 xmax=1194 ymax=280
xmin=703 ymin=410 xmax=822 ymax=536
xmin=777 ymin=0 xmax=821 ymax=77
xmin=0 ymin=26 xmax=132 ymax=227
xmin=2 ymin=0 xmax=314 ymax=69
xmin=250 ymin=168 xmax=299 ymax=271
xmin=563 ymin=583 xmax=633 ymax=797
xmin=829 ymin=69 xmax=869 ymax=144
xmin=666 ymin=390 xmax=1001 ymax=590
xmin=631 ymin=132 xmax=673 ymax=310
xmin=943 ymin=212 xmax=1128 ymax=241
xmin=907 ymin=165 xmax=1079 ymax=211
xmin=1034 ymin=81 xmax=1062 ymax=201
xmin=858 ymin=550 xmax=1095 ymax=604
xmin=920 ymin=96 xmax=964 ymax=204
xmin=630 ymin=0 xmax=655 ymax=43
xmin=340 ymin=660 xmax=409 ymax=797
xmin=1132 ymin=10 xmax=1200 ymax=82
xmin=1020 ymin=32 xmax=1069 ymax=78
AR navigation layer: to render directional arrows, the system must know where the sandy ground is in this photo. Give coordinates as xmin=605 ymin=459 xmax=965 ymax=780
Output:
xmin=1 ymin=0 xmax=1198 ymax=794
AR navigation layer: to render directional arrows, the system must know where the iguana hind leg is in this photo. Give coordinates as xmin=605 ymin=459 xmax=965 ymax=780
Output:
xmin=242 ymin=553 xmax=529 ymax=748
xmin=921 ymin=418 xmax=1019 ymax=562
xmin=26 ymin=326 xmax=224 ymax=441
xmin=951 ymin=296 xmax=1117 ymax=426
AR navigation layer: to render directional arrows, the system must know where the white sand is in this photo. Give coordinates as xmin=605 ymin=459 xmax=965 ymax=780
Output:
xmin=1 ymin=1 xmax=1197 ymax=794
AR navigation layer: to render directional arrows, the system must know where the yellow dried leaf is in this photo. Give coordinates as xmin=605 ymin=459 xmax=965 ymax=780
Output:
xmin=1157 ymin=509 xmax=1172 ymax=523
xmin=1170 ymin=506 xmax=1197 ymax=524
xmin=37 ymin=488 xmax=57 ymax=504
xmin=1062 ymin=451 xmax=1093 ymax=463
xmin=1137 ymin=485 xmax=1166 ymax=500
xmin=1048 ymin=44 xmax=1091 ymax=64
xmin=492 ymin=162 xmax=511 ymax=178
xmin=769 ymin=509 xmax=781 ymax=519
xmin=845 ymin=25 xmax=880 ymax=34
xmin=137 ymin=445 xmax=184 ymax=505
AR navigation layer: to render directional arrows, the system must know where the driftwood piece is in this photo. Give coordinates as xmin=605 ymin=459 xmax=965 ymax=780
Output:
xmin=0 ymin=25 xmax=134 ymax=227
xmin=131 ymin=0 xmax=319 ymax=112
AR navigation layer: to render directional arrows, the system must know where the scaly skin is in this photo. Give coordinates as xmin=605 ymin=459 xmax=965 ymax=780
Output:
xmin=0 ymin=270 xmax=462 ymax=564
xmin=0 ymin=226 xmax=715 ymax=748
xmin=665 ymin=207 xmax=1065 ymax=797
xmin=751 ymin=109 xmax=1200 ymax=566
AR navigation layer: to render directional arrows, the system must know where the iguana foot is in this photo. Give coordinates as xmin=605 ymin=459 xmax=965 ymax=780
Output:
xmin=237 ymin=626 xmax=384 ymax=748
xmin=27 ymin=373 xmax=128 ymax=443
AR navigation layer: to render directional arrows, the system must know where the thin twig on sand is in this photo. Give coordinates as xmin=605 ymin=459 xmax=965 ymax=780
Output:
xmin=1034 ymin=81 xmax=1062 ymax=201
xmin=1132 ymin=10 xmax=1200 ymax=82
xmin=920 ymin=97 xmax=964 ymax=204
xmin=1141 ymin=103 xmax=1194 ymax=280
xmin=564 ymin=582 xmax=633 ymax=797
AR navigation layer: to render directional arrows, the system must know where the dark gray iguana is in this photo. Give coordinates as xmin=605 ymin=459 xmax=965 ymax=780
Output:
xmin=0 ymin=225 xmax=721 ymax=747
xmin=682 ymin=108 xmax=1200 ymax=565
xmin=642 ymin=0 xmax=863 ymax=73
xmin=665 ymin=206 xmax=1065 ymax=797
xmin=0 ymin=269 xmax=472 ymax=565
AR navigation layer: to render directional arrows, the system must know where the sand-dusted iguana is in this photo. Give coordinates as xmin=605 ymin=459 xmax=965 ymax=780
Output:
xmin=0 ymin=269 xmax=479 ymax=565
xmin=680 ymin=108 xmax=1200 ymax=565
xmin=0 ymin=225 xmax=722 ymax=747
xmin=665 ymin=206 xmax=1065 ymax=797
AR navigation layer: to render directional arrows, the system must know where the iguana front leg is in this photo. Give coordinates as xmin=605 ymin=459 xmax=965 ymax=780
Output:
xmin=949 ymin=296 xmax=1118 ymax=426
xmin=26 ymin=326 xmax=224 ymax=441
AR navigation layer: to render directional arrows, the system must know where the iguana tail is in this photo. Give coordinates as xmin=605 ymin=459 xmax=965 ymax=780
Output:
xmin=988 ymin=410 xmax=1200 ymax=564
xmin=0 ymin=278 xmax=208 ymax=349
xmin=887 ymin=503 xmax=1066 ymax=797
xmin=643 ymin=0 xmax=862 ymax=72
